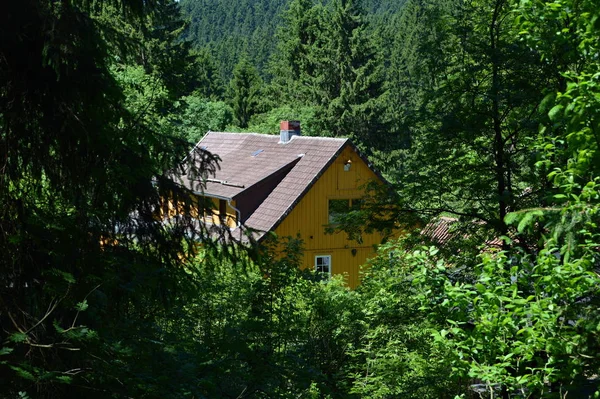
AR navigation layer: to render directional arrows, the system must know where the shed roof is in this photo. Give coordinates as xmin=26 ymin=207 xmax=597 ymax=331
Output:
xmin=181 ymin=132 xmax=350 ymax=240
xmin=421 ymin=216 xmax=459 ymax=245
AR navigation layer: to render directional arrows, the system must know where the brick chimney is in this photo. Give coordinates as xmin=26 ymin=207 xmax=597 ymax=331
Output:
xmin=279 ymin=120 xmax=301 ymax=143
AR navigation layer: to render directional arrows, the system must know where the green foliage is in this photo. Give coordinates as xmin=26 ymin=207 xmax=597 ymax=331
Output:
xmin=266 ymin=0 xmax=389 ymax=156
xmin=179 ymin=0 xmax=407 ymax=80
xmin=156 ymin=237 xmax=366 ymax=398
xmin=413 ymin=189 xmax=600 ymax=395
xmin=348 ymin=244 xmax=465 ymax=398
xmin=384 ymin=0 xmax=552 ymax=240
xmin=0 ymin=0 xmax=229 ymax=396
xmin=229 ymin=57 xmax=263 ymax=128
xmin=399 ymin=0 xmax=600 ymax=395
xmin=179 ymin=0 xmax=290 ymax=79
xmin=3 ymin=0 xmax=600 ymax=397
xmin=113 ymin=64 xmax=174 ymax=132
xmin=97 ymin=0 xmax=201 ymax=100
xmin=178 ymin=95 xmax=233 ymax=143
xmin=188 ymin=48 xmax=226 ymax=100
xmin=247 ymin=104 xmax=319 ymax=135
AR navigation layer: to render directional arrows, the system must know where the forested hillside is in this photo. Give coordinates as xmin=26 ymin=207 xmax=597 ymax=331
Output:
xmin=2 ymin=0 xmax=600 ymax=397
xmin=179 ymin=0 xmax=407 ymax=78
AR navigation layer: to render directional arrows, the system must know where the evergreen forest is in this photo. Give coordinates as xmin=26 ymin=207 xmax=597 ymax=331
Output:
xmin=1 ymin=0 xmax=599 ymax=397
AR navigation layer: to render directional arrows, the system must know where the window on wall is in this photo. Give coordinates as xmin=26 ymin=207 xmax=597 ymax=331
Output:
xmin=328 ymin=198 xmax=363 ymax=224
xmin=315 ymin=255 xmax=331 ymax=277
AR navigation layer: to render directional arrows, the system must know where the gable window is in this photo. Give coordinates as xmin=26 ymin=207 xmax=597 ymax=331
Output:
xmin=315 ymin=255 xmax=331 ymax=277
xmin=328 ymin=199 xmax=363 ymax=224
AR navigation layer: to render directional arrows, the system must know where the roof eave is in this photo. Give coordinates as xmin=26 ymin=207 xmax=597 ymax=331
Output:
xmin=192 ymin=190 xmax=233 ymax=201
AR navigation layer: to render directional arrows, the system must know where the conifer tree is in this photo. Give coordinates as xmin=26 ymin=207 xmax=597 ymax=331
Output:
xmin=0 ymin=0 xmax=225 ymax=396
xmin=270 ymin=0 xmax=388 ymax=154
xmin=269 ymin=0 xmax=323 ymax=105
xmin=189 ymin=48 xmax=226 ymax=100
xmin=314 ymin=0 xmax=388 ymax=154
xmin=229 ymin=57 xmax=263 ymax=128
xmin=383 ymin=0 xmax=558 ymax=243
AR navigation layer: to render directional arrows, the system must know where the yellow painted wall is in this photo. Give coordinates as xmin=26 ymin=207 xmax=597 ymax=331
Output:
xmin=161 ymin=194 xmax=202 ymax=219
xmin=206 ymin=197 xmax=238 ymax=228
xmin=274 ymin=145 xmax=389 ymax=288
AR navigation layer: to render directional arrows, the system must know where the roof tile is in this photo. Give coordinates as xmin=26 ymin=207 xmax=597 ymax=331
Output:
xmin=180 ymin=132 xmax=348 ymax=240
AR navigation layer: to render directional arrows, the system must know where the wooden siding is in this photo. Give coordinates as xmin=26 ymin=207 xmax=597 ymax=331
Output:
xmin=274 ymin=145 xmax=385 ymax=288
xmin=211 ymin=197 xmax=238 ymax=228
xmin=166 ymin=192 xmax=239 ymax=228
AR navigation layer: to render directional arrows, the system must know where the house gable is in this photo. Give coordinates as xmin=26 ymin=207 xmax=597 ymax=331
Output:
xmin=208 ymin=133 xmax=348 ymax=241
xmin=274 ymin=144 xmax=385 ymax=288
xmin=180 ymin=129 xmax=393 ymax=287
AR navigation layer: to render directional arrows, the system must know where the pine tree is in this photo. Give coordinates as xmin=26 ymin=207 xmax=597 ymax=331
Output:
xmin=188 ymin=47 xmax=226 ymax=100
xmin=313 ymin=0 xmax=388 ymax=155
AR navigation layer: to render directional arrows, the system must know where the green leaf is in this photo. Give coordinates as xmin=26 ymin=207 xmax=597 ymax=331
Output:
xmin=9 ymin=333 xmax=27 ymax=343
xmin=0 ymin=347 xmax=13 ymax=356
xmin=53 ymin=320 xmax=65 ymax=334
xmin=55 ymin=375 xmax=72 ymax=384
xmin=10 ymin=366 xmax=35 ymax=381
xmin=548 ymin=104 xmax=564 ymax=121
xmin=75 ymin=300 xmax=88 ymax=312
xmin=504 ymin=212 xmax=519 ymax=225
xmin=539 ymin=93 xmax=556 ymax=113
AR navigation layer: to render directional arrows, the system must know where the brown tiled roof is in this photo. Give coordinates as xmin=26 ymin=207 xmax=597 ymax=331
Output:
xmin=421 ymin=216 xmax=459 ymax=245
xmin=182 ymin=132 xmax=349 ymax=241
xmin=180 ymin=133 xmax=304 ymax=199
xmin=421 ymin=216 xmax=505 ymax=249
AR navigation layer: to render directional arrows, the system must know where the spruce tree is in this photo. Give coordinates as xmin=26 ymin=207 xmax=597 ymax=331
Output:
xmin=188 ymin=47 xmax=226 ymax=100
xmin=269 ymin=0 xmax=388 ymax=155
xmin=0 ymin=0 xmax=226 ymax=396
xmin=229 ymin=57 xmax=263 ymax=128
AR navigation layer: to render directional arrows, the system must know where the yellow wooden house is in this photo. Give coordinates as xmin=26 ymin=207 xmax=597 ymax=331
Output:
xmin=179 ymin=121 xmax=392 ymax=288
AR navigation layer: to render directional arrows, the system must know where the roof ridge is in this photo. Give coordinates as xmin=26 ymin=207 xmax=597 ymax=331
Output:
xmin=206 ymin=131 xmax=349 ymax=142
xmin=207 ymin=131 xmax=275 ymax=137
xmin=290 ymin=135 xmax=348 ymax=142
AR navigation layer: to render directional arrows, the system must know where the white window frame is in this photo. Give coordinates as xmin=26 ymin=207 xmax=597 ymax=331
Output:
xmin=314 ymin=255 xmax=332 ymax=277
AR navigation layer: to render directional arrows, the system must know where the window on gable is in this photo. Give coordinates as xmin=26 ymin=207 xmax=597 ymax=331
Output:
xmin=350 ymin=199 xmax=363 ymax=211
xmin=315 ymin=255 xmax=331 ymax=278
xmin=328 ymin=199 xmax=363 ymax=224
